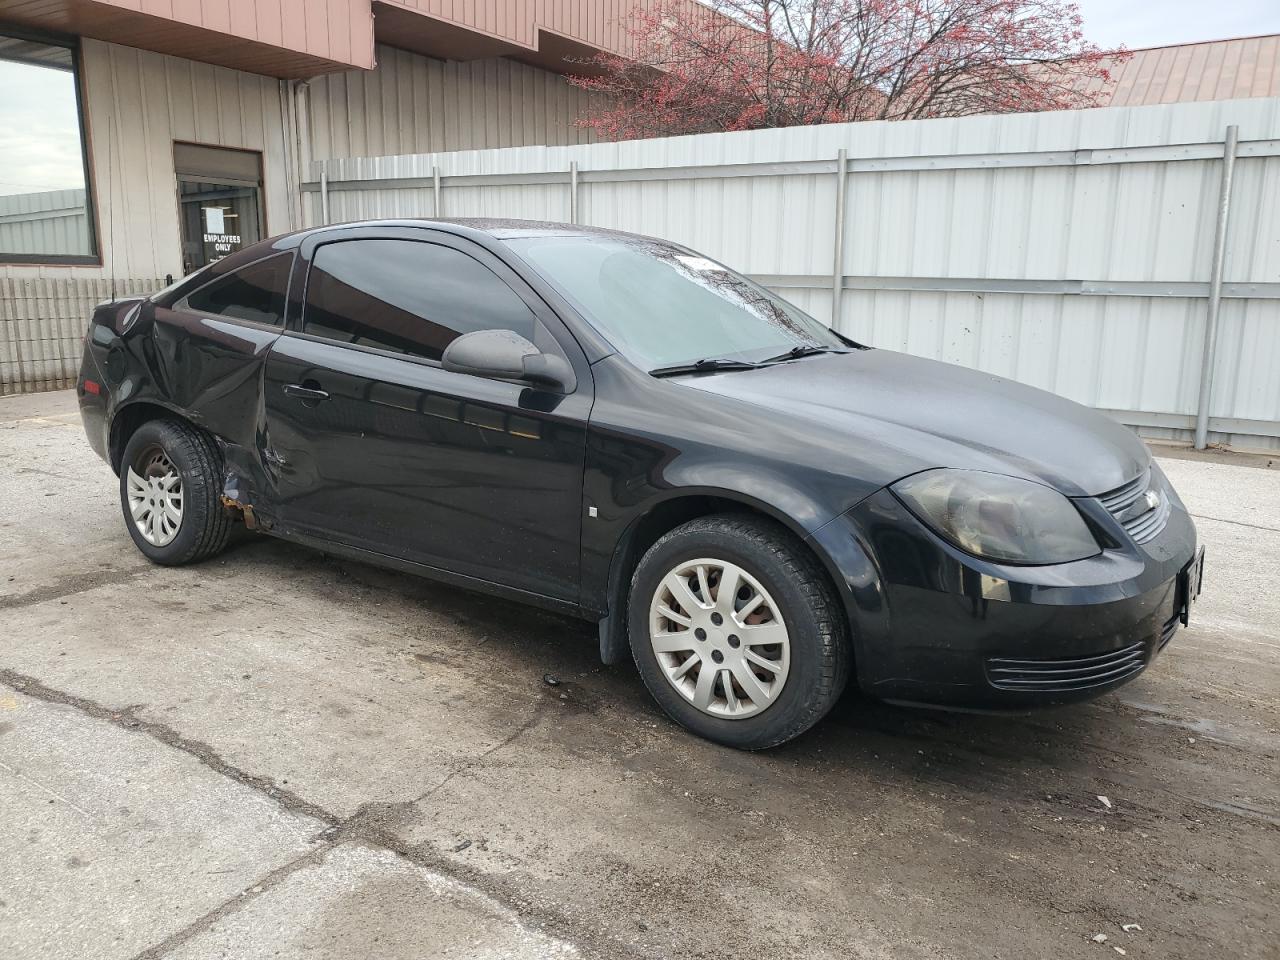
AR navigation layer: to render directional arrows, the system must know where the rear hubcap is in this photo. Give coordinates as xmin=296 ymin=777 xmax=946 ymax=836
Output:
xmin=649 ymin=558 xmax=791 ymax=719
xmin=126 ymin=448 xmax=183 ymax=547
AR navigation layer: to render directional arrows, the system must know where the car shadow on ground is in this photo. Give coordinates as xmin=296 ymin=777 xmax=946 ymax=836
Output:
xmin=226 ymin=533 xmax=1118 ymax=800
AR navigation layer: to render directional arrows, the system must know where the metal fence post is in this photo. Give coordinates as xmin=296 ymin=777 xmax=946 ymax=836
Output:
xmin=831 ymin=149 xmax=848 ymax=329
xmin=1194 ymin=125 xmax=1240 ymax=449
xmin=318 ymin=169 xmax=329 ymax=225
xmin=569 ymin=161 xmax=579 ymax=224
xmin=432 ymin=165 xmax=442 ymax=217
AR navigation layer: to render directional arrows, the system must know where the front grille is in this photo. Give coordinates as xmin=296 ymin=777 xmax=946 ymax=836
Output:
xmin=1099 ymin=472 xmax=1147 ymax=512
xmin=986 ymin=642 xmax=1146 ymax=692
xmin=1099 ymin=468 xmax=1171 ymax=544
xmin=1158 ymin=613 xmax=1179 ymax=651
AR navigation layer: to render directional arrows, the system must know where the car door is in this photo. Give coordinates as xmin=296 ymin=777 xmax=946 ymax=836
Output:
xmin=260 ymin=227 xmax=592 ymax=604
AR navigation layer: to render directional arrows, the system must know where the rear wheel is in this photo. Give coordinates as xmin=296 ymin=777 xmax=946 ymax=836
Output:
xmin=119 ymin=419 xmax=231 ymax=565
xmin=628 ymin=514 xmax=849 ymax=749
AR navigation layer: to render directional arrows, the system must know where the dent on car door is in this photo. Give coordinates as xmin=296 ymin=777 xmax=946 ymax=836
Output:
xmin=262 ymin=233 xmax=593 ymax=603
xmin=146 ymin=250 xmax=293 ymax=499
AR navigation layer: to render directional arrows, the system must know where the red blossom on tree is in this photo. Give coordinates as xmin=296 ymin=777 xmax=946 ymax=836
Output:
xmin=569 ymin=0 xmax=1127 ymax=140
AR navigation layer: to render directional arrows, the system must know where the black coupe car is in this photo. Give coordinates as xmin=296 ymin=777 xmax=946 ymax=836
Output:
xmin=78 ymin=219 xmax=1204 ymax=749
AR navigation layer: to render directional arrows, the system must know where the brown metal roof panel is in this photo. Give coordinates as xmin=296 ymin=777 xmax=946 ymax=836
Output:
xmin=1250 ymin=35 xmax=1275 ymax=95
xmin=1212 ymin=39 xmax=1241 ymax=100
xmin=1196 ymin=40 xmax=1228 ymax=101
xmin=1129 ymin=45 xmax=1167 ymax=104
xmin=253 ymin=0 xmax=282 ymax=48
xmin=0 ymin=0 xmax=374 ymax=72
xmin=171 ymin=0 xmax=202 ymax=21
xmin=1160 ymin=45 xmax=1190 ymax=103
xmin=1232 ymin=36 xmax=1263 ymax=98
xmin=376 ymin=0 xmax=666 ymax=60
xmin=1148 ymin=45 xmax=1182 ymax=102
xmin=1093 ymin=35 xmax=1280 ymax=107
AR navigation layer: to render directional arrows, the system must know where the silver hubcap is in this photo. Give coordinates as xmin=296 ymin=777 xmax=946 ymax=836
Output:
xmin=126 ymin=450 xmax=183 ymax=547
xmin=649 ymin=558 xmax=791 ymax=719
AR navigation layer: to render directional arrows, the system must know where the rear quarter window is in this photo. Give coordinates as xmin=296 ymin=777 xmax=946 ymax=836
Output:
xmin=177 ymin=252 xmax=292 ymax=326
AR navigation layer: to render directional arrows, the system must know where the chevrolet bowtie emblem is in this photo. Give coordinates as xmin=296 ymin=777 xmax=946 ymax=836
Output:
xmin=1116 ymin=487 xmax=1162 ymax=523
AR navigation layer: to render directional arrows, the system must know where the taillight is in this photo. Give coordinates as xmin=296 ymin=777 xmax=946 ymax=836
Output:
xmin=83 ymin=379 xmax=102 ymax=396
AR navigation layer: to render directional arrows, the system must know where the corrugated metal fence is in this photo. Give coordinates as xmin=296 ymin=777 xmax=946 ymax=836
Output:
xmin=305 ymin=97 xmax=1280 ymax=451
xmin=0 ymin=278 xmax=163 ymax=395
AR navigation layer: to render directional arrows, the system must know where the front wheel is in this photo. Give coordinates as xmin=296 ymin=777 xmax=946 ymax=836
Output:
xmin=118 ymin=419 xmax=231 ymax=565
xmin=628 ymin=514 xmax=850 ymax=749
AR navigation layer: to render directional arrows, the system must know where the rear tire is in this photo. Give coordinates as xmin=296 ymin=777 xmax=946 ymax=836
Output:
xmin=628 ymin=514 xmax=849 ymax=749
xmin=119 ymin=419 xmax=231 ymax=565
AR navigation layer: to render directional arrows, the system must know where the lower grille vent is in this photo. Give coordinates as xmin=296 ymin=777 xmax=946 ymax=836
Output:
xmin=986 ymin=642 xmax=1146 ymax=692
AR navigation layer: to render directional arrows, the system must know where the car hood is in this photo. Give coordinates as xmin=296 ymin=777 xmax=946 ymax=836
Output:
xmin=676 ymin=349 xmax=1149 ymax=497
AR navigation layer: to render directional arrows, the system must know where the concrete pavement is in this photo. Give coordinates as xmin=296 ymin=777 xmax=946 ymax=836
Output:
xmin=1 ymin=389 xmax=1277 ymax=959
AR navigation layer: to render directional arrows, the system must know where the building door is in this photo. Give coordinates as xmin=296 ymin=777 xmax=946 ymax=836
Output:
xmin=174 ymin=142 xmax=265 ymax=274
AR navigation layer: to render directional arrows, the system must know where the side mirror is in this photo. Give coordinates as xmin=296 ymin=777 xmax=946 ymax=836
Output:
xmin=441 ymin=329 xmax=575 ymax=392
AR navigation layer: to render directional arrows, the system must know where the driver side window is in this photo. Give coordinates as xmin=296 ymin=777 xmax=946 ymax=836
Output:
xmin=302 ymin=238 xmax=541 ymax=363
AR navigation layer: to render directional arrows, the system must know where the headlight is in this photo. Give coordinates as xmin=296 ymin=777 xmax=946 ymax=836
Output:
xmin=891 ymin=469 xmax=1100 ymax=565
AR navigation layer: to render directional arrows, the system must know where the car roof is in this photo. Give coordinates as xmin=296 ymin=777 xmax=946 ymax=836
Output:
xmin=266 ymin=218 xmax=648 ymax=249
xmin=168 ymin=218 xmax=662 ymax=303
xmin=430 ymin=218 xmax=641 ymax=241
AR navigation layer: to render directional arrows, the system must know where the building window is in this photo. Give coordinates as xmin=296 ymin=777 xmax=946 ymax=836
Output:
xmin=0 ymin=31 xmax=96 ymax=263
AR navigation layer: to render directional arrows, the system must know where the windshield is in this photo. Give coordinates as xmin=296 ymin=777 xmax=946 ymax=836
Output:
xmin=506 ymin=235 xmax=845 ymax=371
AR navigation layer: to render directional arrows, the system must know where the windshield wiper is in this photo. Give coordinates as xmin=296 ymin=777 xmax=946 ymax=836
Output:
xmin=649 ymin=358 xmax=761 ymax=378
xmin=760 ymin=344 xmax=845 ymax=365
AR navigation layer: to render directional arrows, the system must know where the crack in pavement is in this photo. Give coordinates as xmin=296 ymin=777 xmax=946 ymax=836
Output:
xmin=127 ymin=844 xmax=334 ymax=960
xmin=13 ymin=465 xmax=85 ymax=481
xmin=0 ymin=668 xmax=338 ymax=823
xmin=412 ymin=714 xmax=543 ymax=806
xmin=0 ymin=669 xmax=638 ymax=960
xmin=1189 ymin=512 xmax=1280 ymax=534
xmin=0 ymin=566 xmax=154 ymax=611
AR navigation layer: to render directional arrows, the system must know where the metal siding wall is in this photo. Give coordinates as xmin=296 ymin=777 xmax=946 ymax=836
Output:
xmin=308 ymin=97 xmax=1280 ymax=450
xmin=304 ymin=44 xmax=596 ymax=168
xmin=301 ymin=46 xmax=599 ymax=228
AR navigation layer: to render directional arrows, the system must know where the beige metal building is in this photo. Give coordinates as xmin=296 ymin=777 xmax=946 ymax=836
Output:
xmin=0 ymin=0 xmax=671 ymax=391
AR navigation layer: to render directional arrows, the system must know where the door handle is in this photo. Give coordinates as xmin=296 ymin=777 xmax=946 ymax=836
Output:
xmin=283 ymin=381 xmax=330 ymax=403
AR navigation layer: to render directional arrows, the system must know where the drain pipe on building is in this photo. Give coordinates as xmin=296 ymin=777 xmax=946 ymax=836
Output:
xmin=290 ymin=79 xmax=313 ymax=231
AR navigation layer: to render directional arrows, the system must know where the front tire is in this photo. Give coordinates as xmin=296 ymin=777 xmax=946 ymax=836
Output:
xmin=119 ymin=419 xmax=231 ymax=565
xmin=628 ymin=514 xmax=850 ymax=749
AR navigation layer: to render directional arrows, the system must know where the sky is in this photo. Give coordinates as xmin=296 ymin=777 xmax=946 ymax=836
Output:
xmin=0 ymin=60 xmax=86 ymax=198
xmin=1074 ymin=0 xmax=1280 ymax=50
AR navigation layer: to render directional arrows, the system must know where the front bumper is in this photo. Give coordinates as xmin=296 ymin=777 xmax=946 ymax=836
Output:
xmin=808 ymin=480 xmax=1198 ymax=710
